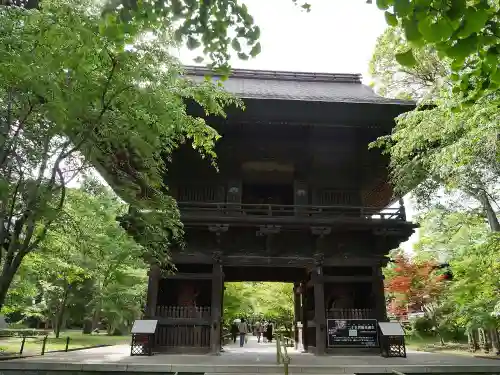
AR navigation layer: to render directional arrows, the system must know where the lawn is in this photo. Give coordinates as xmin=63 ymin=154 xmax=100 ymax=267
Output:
xmin=406 ymin=335 xmax=499 ymax=358
xmin=0 ymin=330 xmax=130 ymax=356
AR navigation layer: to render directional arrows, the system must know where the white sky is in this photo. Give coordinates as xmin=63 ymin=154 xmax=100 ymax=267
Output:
xmin=176 ymin=0 xmax=387 ymax=78
xmin=177 ymin=0 xmax=420 ymax=251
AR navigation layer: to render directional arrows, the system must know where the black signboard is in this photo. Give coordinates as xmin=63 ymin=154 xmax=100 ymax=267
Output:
xmin=327 ymin=319 xmax=379 ymax=348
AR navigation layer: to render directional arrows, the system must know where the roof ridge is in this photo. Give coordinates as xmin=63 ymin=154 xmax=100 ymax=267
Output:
xmin=183 ymin=65 xmax=362 ymax=84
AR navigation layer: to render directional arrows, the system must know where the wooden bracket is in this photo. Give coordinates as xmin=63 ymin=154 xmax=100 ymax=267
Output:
xmin=208 ymin=224 xmax=229 ymax=233
xmin=256 ymin=225 xmax=281 ymax=236
xmin=311 ymin=227 xmax=331 ymax=236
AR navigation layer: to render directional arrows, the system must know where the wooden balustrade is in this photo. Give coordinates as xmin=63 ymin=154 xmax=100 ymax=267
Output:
xmin=326 ymin=308 xmax=375 ymax=320
xmin=177 ymin=202 xmax=404 ymax=220
xmin=306 ymin=308 xmax=375 ymax=321
xmin=155 ymin=325 xmax=211 ymax=348
xmin=155 ymin=305 xmax=211 ymax=319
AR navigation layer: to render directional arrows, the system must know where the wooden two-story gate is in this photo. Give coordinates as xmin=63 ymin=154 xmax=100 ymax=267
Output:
xmin=139 ymin=67 xmax=416 ymax=355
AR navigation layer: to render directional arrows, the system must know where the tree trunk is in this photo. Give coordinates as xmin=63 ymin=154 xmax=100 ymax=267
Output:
xmin=478 ymin=191 xmax=500 ymax=232
xmin=54 ymin=283 xmax=70 ymax=339
xmin=0 ymin=262 xmax=21 ymax=310
xmin=91 ymin=300 xmax=102 ymax=331
xmin=489 ymin=328 xmax=500 ymax=355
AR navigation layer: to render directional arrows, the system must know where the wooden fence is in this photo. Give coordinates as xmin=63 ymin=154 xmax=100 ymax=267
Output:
xmin=155 ymin=306 xmax=211 ymax=319
xmin=155 ymin=325 xmax=211 ymax=348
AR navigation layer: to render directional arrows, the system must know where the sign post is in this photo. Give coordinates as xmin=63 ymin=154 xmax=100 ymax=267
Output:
xmin=327 ymin=319 xmax=379 ymax=348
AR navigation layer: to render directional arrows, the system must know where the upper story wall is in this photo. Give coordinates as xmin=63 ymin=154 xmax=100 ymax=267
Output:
xmin=164 ymin=68 xmax=415 ymax=209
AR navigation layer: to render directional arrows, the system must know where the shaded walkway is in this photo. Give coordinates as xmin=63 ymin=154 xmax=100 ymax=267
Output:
xmin=223 ymin=334 xmax=298 ymax=357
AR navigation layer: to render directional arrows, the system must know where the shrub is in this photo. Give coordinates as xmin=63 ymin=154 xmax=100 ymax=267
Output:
xmin=0 ymin=329 xmax=50 ymax=337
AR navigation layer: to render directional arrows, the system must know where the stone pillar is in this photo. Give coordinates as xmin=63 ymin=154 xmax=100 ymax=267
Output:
xmin=313 ymin=255 xmax=326 ymax=355
xmin=372 ymin=265 xmax=387 ymax=321
xmin=145 ymin=265 xmax=160 ymax=317
xmin=210 ymin=253 xmax=223 ymax=354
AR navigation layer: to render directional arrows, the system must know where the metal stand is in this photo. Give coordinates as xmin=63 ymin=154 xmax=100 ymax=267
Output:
xmin=380 ymin=334 xmax=406 ymax=358
xmin=130 ymin=333 xmax=154 ymax=356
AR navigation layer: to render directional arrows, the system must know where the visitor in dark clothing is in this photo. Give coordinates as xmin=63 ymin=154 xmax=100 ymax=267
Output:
xmin=230 ymin=322 xmax=238 ymax=343
xmin=266 ymin=322 xmax=273 ymax=343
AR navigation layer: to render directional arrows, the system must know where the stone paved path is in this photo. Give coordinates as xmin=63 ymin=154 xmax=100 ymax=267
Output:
xmin=1 ymin=335 xmax=499 ymax=374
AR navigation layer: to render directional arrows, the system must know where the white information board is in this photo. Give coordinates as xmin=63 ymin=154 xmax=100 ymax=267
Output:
xmin=131 ymin=320 xmax=158 ymax=334
xmin=378 ymin=322 xmax=405 ymax=336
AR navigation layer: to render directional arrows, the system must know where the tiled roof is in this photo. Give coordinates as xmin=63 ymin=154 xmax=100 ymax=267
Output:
xmin=184 ymin=66 xmax=414 ymax=106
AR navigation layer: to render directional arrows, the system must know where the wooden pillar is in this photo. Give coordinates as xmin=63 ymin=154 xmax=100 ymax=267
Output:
xmin=210 ymin=252 xmax=223 ymax=354
xmin=372 ymin=265 xmax=387 ymax=321
xmin=313 ymin=254 xmax=326 ymax=355
xmin=301 ymin=281 xmax=308 ymax=351
xmin=293 ymin=283 xmax=301 ymax=347
xmin=145 ymin=265 xmax=160 ymax=318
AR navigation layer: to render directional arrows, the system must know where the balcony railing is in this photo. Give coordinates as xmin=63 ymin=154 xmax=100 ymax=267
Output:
xmin=155 ymin=305 xmax=211 ymax=319
xmin=177 ymin=202 xmax=405 ymax=221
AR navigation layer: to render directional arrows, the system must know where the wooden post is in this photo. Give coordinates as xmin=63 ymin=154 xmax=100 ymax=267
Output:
xmin=301 ymin=281 xmax=308 ymax=351
xmin=313 ymin=254 xmax=326 ymax=355
xmin=372 ymin=265 xmax=387 ymax=322
xmin=145 ymin=265 xmax=161 ymax=318
xmin=293 ymin=282 xmax=301 ymax=346
xmin=210 ymin=253 xmax=223 ymax=354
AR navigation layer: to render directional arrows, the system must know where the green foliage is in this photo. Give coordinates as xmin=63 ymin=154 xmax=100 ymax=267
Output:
xmin=3 ymin=182 xmax=149 ymax=334
xmin=371 ymin=89 xmax=499 ymax=214
xmin=370 ymin=26 xmax=499 ymax=224
xmin=369 ymin=27 xmax=449 ymax=99
xmin=379 ymin=0 xmax=500 ymax=103
xmin=412 ymin=209 xmax=500 ymax=330
xmin=0 ymin=0 xmax=239 ymax=309
xmin=224 ymin=282 xmax=294 ymax=329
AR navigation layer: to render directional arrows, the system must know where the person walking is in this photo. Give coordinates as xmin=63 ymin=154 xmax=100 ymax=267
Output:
xmin=238 ymin=318 xmax=247 ymax=347
xmin=266 ymin=321 xmax=273 ymax=343
xmin=230 ymin=321 xmax=238 ymax=343
xmin=255 ymin=321 xmax=262 ymax=343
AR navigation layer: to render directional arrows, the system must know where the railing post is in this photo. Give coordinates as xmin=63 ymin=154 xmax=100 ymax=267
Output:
xmin=20 ymin=336 xmax=26 ymax=355
xmin=276 ymin=335 xmax=280 ymax=364
xmin=41 ymin=335 xmax=48 ymax=355
xmin=284 ymin=357 xmax=290 ymax=375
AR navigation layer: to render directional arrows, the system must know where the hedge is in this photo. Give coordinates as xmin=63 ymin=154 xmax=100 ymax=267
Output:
xmin=0 ymin=329 xmax=51 ymax=338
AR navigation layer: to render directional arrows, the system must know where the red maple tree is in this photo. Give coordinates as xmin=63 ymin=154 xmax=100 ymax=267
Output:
xmin=385 ymin=254 xmax=445 ymax=318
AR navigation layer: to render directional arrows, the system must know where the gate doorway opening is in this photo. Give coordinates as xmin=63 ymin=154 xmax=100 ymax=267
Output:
xmin=223 ymin=281 xmax=296 ymax=350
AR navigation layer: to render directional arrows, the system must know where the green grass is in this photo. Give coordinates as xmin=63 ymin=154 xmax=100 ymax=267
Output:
xmin=0 ymin=330 xmax=130 ymax=356
xmin=405 ymin=335 xmax=499 ymax=357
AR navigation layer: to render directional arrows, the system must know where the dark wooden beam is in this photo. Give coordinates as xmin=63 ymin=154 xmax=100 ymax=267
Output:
xmin=307 ymin=275 xmax=374 ymax=287
xmin=312 ymin=254 xmax=326 ymax=355
xmin=155 ymin=318 xmax=211 ymax=325
xmin=163 ymin=273 xmax=214 ymax=280
xmin=210 ymin=257 xmax=223 ymax=354
xmin=145 ymin=265 xmax=161 ymax=318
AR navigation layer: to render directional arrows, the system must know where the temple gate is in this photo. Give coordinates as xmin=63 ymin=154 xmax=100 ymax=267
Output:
xmin=141 ymin=67 xmax=416 ymax=355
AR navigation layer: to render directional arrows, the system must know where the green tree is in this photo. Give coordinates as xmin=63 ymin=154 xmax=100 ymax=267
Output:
xmin=2 ymin=183 xmax=148 ymax=336
xmin=0 ymin=0 xmax=237 ymax=309
xmin=369 ymin=27 xmax=449 ymax=99
xmin=411 ymin=208 xmax=500 ymax=351
xmin=223 ymin=282 xmax=294 ymax=331
xmin=369 ymin=25 xmax=499 ymax=232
